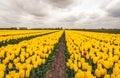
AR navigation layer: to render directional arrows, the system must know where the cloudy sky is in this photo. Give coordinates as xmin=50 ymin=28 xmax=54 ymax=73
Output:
xmin=0 ymin=0 xmax=120 ymax=29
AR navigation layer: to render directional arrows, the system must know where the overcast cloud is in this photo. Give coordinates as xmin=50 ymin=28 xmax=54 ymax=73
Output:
xmin=0 ymin=0 xmax=120 ymax=29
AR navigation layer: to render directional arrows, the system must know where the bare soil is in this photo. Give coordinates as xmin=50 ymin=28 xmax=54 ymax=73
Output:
xmin=46 ymin=33 xmax=67 ymax=78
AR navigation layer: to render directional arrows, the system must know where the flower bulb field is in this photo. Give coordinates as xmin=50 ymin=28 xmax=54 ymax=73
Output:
xmin=0 ymin=30 xmax=120 ymax=78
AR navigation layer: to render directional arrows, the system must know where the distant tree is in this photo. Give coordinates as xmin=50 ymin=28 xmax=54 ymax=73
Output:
xmin=19 ymin=27 xmax=28 ymax=30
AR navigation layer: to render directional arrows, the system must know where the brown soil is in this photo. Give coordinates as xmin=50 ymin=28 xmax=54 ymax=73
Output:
xmin=46 ymin=32 xmax=67 ymax=78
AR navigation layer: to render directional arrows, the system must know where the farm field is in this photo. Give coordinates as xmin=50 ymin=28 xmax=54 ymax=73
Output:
xmin=0 ymin=30 xmax=120 ymax=78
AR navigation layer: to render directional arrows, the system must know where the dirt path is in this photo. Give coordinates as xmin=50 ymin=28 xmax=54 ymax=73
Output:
xmin=46 ymin=32 xmax=67 ymax=78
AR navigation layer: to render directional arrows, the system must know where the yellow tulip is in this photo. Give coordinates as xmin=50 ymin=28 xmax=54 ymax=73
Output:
xmin=97 ymin=64 xmax=102 ymax=70
xmin=111 ymin=74 xmax=115 ymax=78
xmin=73 ymin=64 xmax=78 ymax=72
xmin=100 ymin=68 xmax=107 ymax=75
xmin=14 ymin=73 xmax=19 ymax=78
xmin=6 ymin=75 xmax=11 ymax=78
xmin=33 ymin=62 xmax=38 ymax=68
xmin=87 ymin=66 xmax=92 ymax=72
xmin=103 ymin=61 xmax=110 ymax=69
xmin=116 ymin=74 xmax=120 ymax=78
xmin=109 ymin=62 xmax=113 ymax=68
xmin=77 ymin=62 xmax=81 ymax=68
xmin=75 ymin=70 xmax=84 ymax=78
xmin=41 ymin=59 xmax=46 ymax=64
xmin=113 ymin=67 xmax=120 ymax=75
xmin=93 ymin=57 xmax=98 ymax=64
xmin=0 ymin=64 xmax=6 ymax=71
xmin=8 ymin=63 xmax=13 ymax=69
xmin=66 ymin=62 xmax=69 ymax=67
xmin=19 ymin=69 xmax=25 ymax=78
xmin=113 ymin=55 xmax=119 ymax=62
xmin=81 ymin=58 xmax=85 ymax=63
xmin=95 ymin=69 xmax=101 ymax=77
xmin=104 ymin=74 xmax=110 ymax=78
xmin=0 ymin=71 xmax=4 ymax=78
xmin=8 ymin=71 xmax=16 ymax=77
xmin=20 ymin=55 xmax=25 ymax=63
xmin=82 ymin=62 xmax=88 ymax=70
xmin=84 ymin=71 xmax=93 ymax=78
xmin=15 ymin=63 xmax=21 ymax=70
xmin=26 ymin=69 xmax=30 ymax=77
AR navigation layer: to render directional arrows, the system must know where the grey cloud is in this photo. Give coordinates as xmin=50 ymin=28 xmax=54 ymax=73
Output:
xmin=89 ymin=14 xmax=100 ymax=19
xmin=100 ymin=0 xmax=113 ymax=9
xmin=74 ymin=16 xmax=120 ymax=29
xmin=11 ymin=0 xmax=49 ymax=17
xmin=1 ymin=15 xmax=20 ymax=23
xmin=45 ymin=0 xmax=73 ymax=8
xmin=107 ymin=1 xmax=120 ymax=17
xmin=0 ymin=0 xmax=120 ymax=29
xmin=61 ymin=14 xmax=86 ymax=23
xmin=0 ymin=0 xmax=52 ymax=28
xmin=62 ymin=16 xmax=79 ymax=22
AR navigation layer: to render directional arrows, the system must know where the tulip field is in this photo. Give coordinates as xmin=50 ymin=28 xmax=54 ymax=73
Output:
xmin=0 ymin=30 xmax=120 ymax=78
xmin=65 ymin=30 xmax=120 ymax=78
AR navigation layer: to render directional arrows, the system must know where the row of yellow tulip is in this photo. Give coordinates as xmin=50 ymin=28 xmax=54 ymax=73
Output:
xmin=0 ymin=30 xmax=57 ymax=42
xmin=0 ymin=30 xmax=63 ymax=78
xmin=0 ymin=30 xmax=54 ymax=36
xmin=72 ymin=31 xmax=120 ymax=46
xmin=65 ymin=30 xmax=120 ymax=78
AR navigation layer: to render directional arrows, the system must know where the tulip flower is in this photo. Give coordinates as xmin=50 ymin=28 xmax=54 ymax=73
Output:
xmin=83 ymin=51 xmax=87 ymax=56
